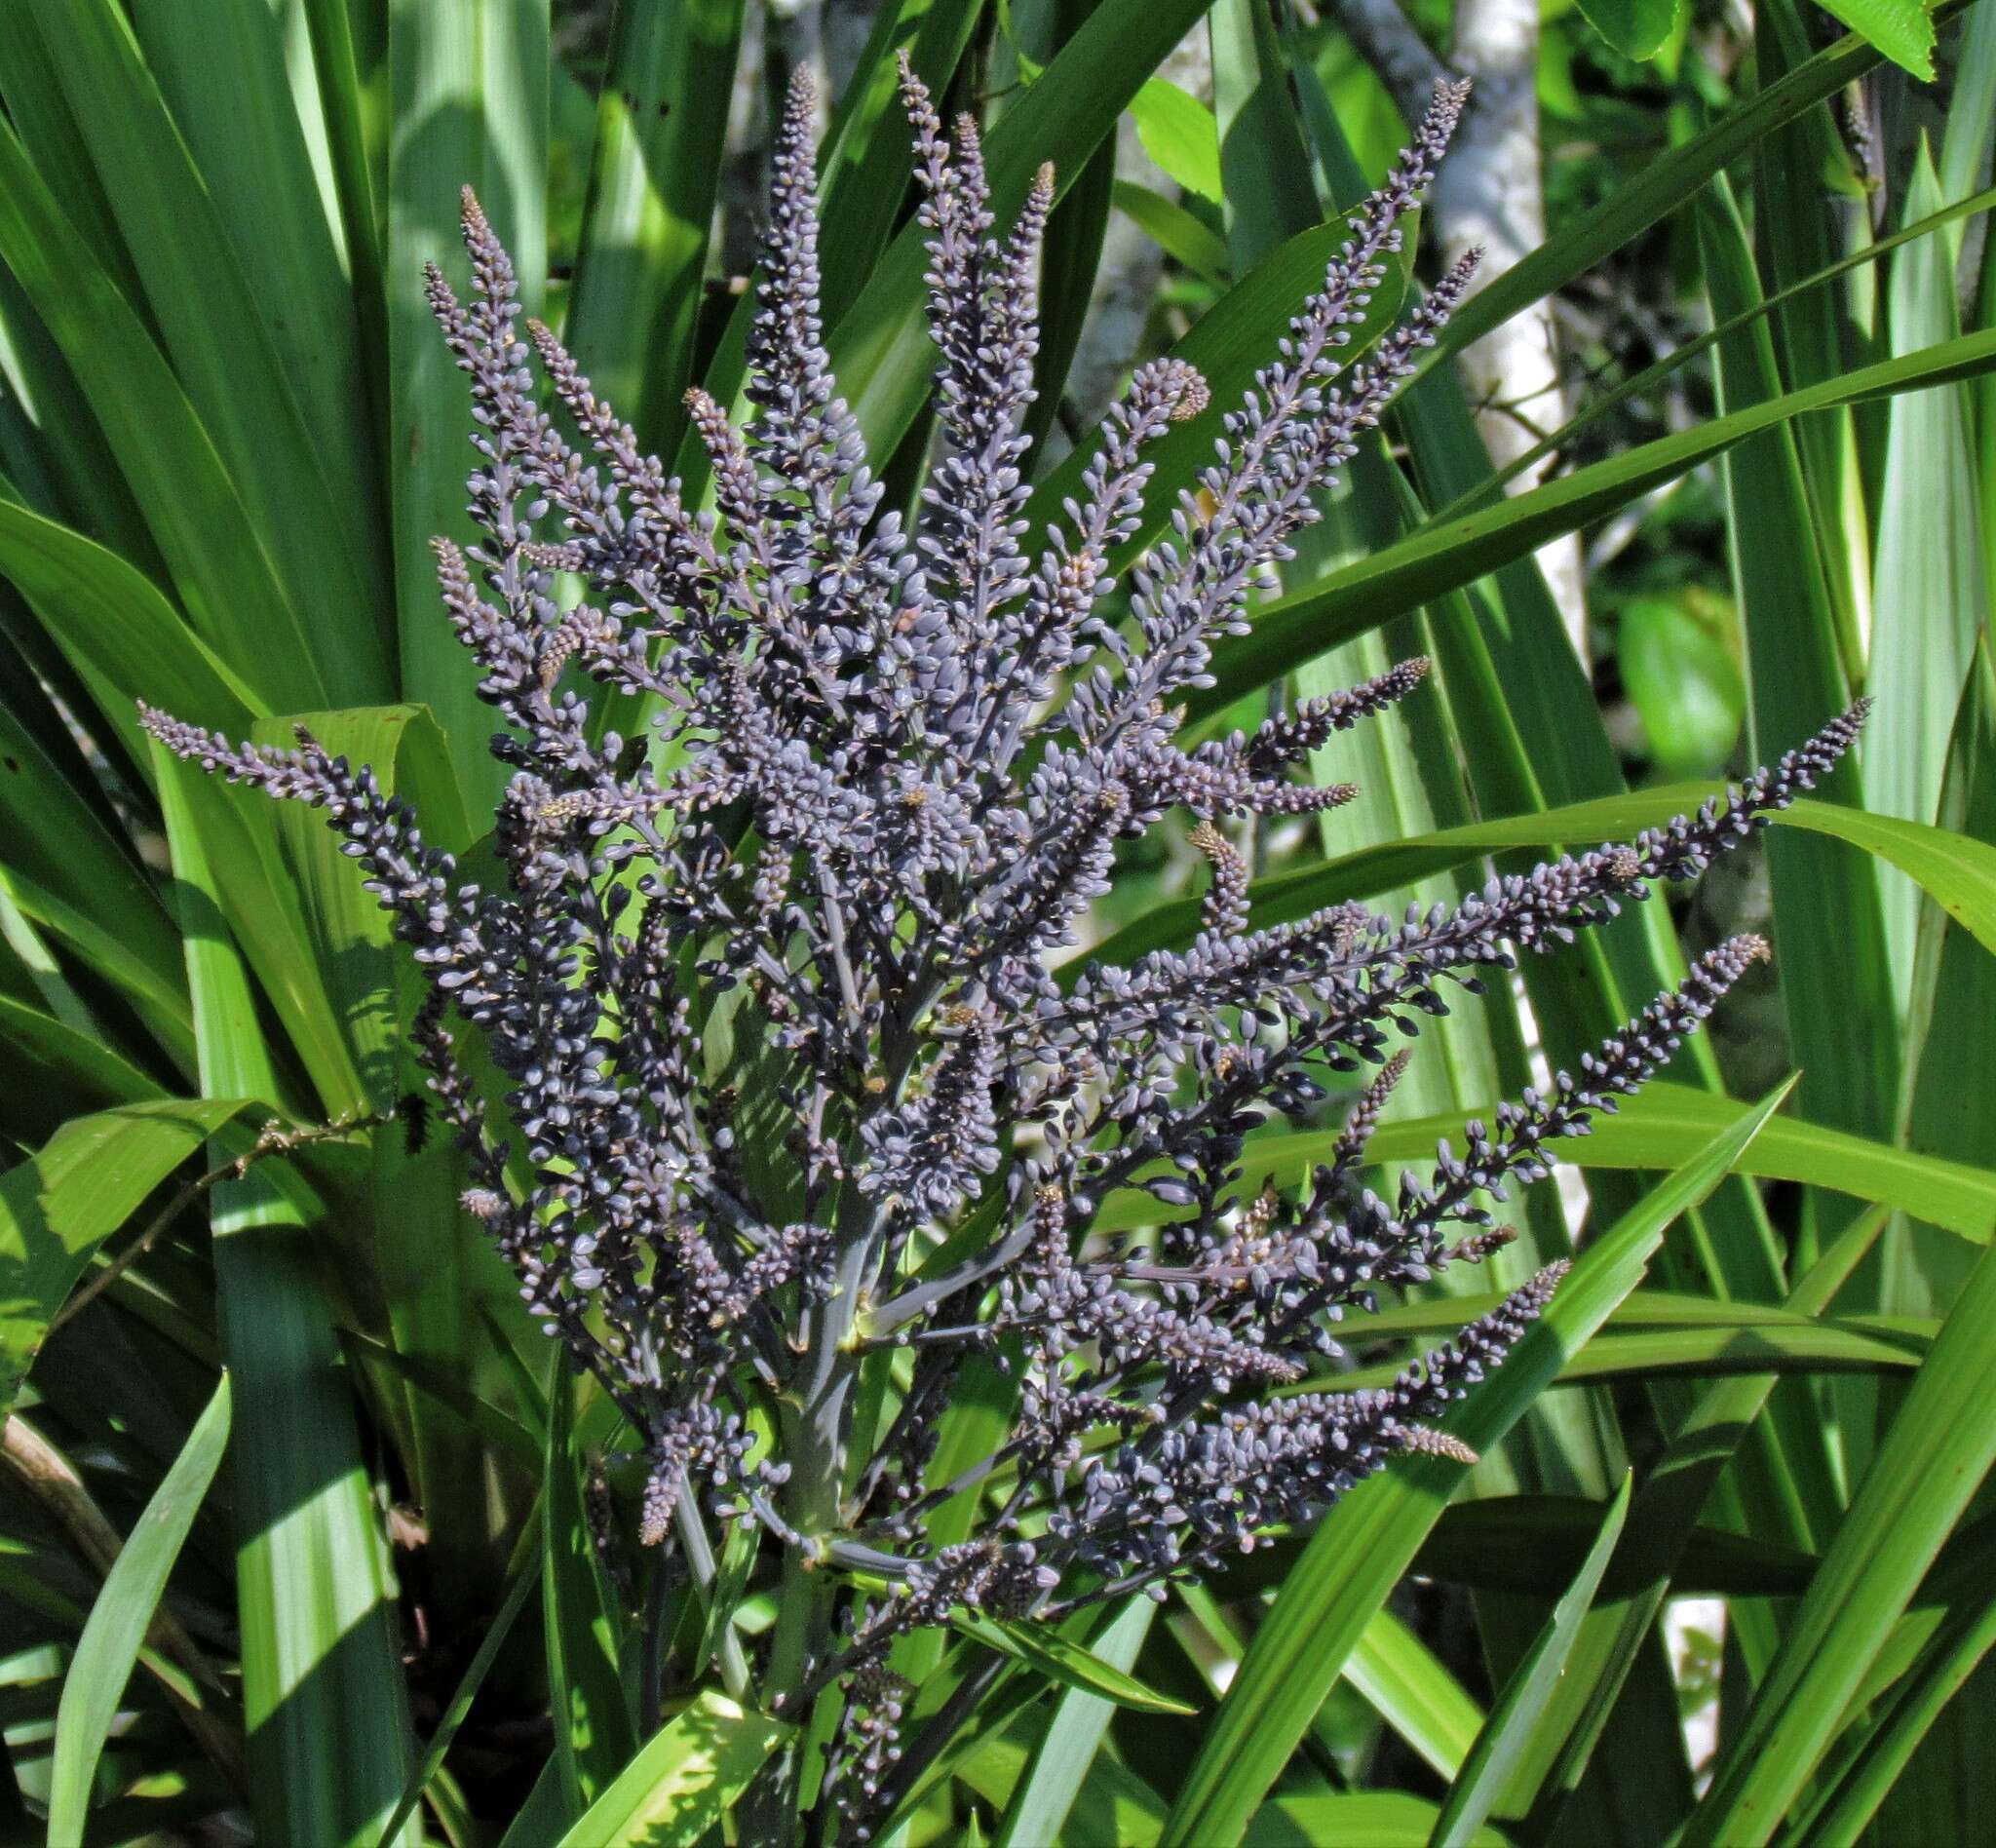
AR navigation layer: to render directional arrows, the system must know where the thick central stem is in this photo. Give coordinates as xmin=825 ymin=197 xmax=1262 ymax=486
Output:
xmin=755 ymin=982 xmax=946 ymax=1833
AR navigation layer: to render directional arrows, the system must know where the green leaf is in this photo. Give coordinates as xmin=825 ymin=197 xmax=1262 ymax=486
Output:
xmin=1112 ymin=179 xmax=1232 ymax=284
xmin=1397 ymin=1497 xmax=1821 ymax=1601
xmin=1094 ymin=1081 xmax=1996 ymax=1247
xmin=1573 ymin=0 xmax=1682 ymax=60
xmin=1347 ymin=1609 xmax=1487 ymax=1784
xmin=0 ymin=1098 xmax=250 ymax=1415
xmin=544 ymin=1350 xmax=636 ymax=1813
xmin=1431 ymin=4 xmax=1962 ymax=372
xmin=123 ymin=0 xmax=392 ymax=625
xmin=27 ymin=0 xmax=392 ymax=707
xmin=1081 ymin=790 xmax=1996 ymax=997
xmin=1895 ymin=643 xmax=1996 ymax=1327
xmin=1244 ymin=1791 xmax=1510 ymax=1847
xmin=387 ymin=0 xmax=549 ymax=807
xmin=953 ymin=1612 xmax=1198 ymax=1715
xmin=0 ymin=496 xmax=264 ymax=763
xmin=1814 ymin=0 xmax=1936 ymax=78
xmin=153 ymin=744 xmax=417 ymax=1846
xmin=1792 ymin=1594 xmax=1996 ymax=1844
xmin=1616 ymin=593 xmax=1744 ymax=778
xmin=1486 ymin=1211 xmax=1892 ymax=1840
xmin=1317 ymin=1322 xmax=1924 ymax=1393
xmin=1428 ymin=1476 xmax=1631 ymax=1848
xmin=1192 ymin=327 xmax=1996 ymax=728
xmin=1689 ymin=1221 xmax=1996 ymax=1843
xmin=1697 ymin=171 xmax=1897 ymax=1168
xmin=549 ymin=1690 xmax=791 ymax=1848
xmin=1158 ymin=1082 xmax=1793 ymax=1846
xmin=562 ymin=0 xmax=746 ymax=440
xmin=47 ymin=1374 xmax=233 ymax=1842
xmin=377 ymin=1506 xmax=544 ymax=1848
xmin=1868 ymin=142 xmax=1987 ymax=999
xmin=0 ymin=993 xmax=168 ymax=1121
xmin=0 ymin=117 xmax=326 ymax=716
xmin=994 ymin=1598 xmax=1159 ymax=1848
xmin=1131 ymin=77 xmax=1223 ymax=203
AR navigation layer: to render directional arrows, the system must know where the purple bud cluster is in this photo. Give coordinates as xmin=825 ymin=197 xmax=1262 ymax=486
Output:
xmin=140 ymin=64 xmax=1863 ymax=1778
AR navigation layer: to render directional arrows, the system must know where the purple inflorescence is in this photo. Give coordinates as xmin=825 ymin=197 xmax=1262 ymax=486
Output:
xmin=141 ymin=61 xmax=1862 ymax=1765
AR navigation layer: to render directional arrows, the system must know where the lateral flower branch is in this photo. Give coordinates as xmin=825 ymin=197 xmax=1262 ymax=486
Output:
xmin=142 ymin=63 xmax=1863 ymax=1837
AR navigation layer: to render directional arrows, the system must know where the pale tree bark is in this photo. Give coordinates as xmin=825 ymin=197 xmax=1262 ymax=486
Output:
xmin=1336 ymin=0 xmax=1589 ymax=658
xmin=1063 ymin=28 xmax=1218 ymax=436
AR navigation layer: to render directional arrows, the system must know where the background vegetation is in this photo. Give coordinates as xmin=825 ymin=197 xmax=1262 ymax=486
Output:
xmin=1 ymin=0 xmax=1994 ymax=1841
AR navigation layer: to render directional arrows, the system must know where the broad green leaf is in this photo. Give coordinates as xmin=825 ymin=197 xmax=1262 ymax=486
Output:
xmin=1191 ymin=326 xmax=1996 ymax=730
xmin=1131 ymin=78 xmax=1222 ymax=202
xmin=1348 ymin=1609 xmax=1486 ymax=1784
xmin=1573 ymin=0 xmax=1681 ymax=59
xmin=32 ymin=0 xmax=392 ymax=707
xmin=1504 ymin=1208 xmax=1892 ymax=1840
xmin=1894 ymin=645 xmax=1996 ymax=1342
xmin=0 ymin=496 xmax=263 ymax=765
xmin=377 ymin=1506 xmax=544 ymax=1847
xmin=0 ymin=992 xmax=167 ymax=1121
xmin=0 ymin=1098 xmax=249 ymax=1413
xmin=1158 ymin=1083 xmax=1791 ymax=1845
xmin=339 ymin=1328 xmax=541 ymax=1469
xmin=1094 ymin=1081 xmax=1996 ymax=1247
xmin=1428 ymin=1476 xmax=1632 ymax=1848
xmin=550 ymin=1690 xmax=790 ymax=1848
xmin=1080 ymin=790 xmax=1996 ymax=990
xmin=1939 ymin=0 xmax=1996 ymax=229
xmin=1696 ymin=170 xmax=1898 ymax=1311
xmin=164 ymin=754 xmax=370 ymax=1122
xmin=994 ymin=1598 xmax=1159 ymax=1848
xmin=1616 ymin=593 xmax=1744 ymax=779
xmin=1429 ymin=183 xmax=1996 ymax=521
xmin=47 ymin=1373 xmax=233 ymax=1843
xmin=497 ymin=1753 xmax=576 ymax=1848
xmin=1318 ymin=1322 xmax=1923 ymax=1393
xmin=1869 ymin=143 xmax=1987 ymax=1008
xmin=0 ymin=686 xmax=185 ymax=1042
xmin=953 ymin=1611 xmax=1198 ymax=1715
xmin=1395 ymin=1497 xmax=1821 ymax=1602
xmin=544 ymin=1350 xmax=636 ymax=1814
xmin=1112 ymin=179 xmax=1232 ymax=285
xmin=1814 ymin=0 xmax=1937 ymax=78
xmin=1430 ymin=4 xmax=1965 ymax=372
xmin=1793 ymin=1593 xmax=1996 ymax=1844
xmin=0 ymin=116 xmax=325 ymax=715
xmin=1690 ymin=1222 xmax=1996 ymax=1843
xmin=126 ymin=0 xmax=391 ymax=618
xmin=388 ymin=0 xmax=549 ymax=807
xmin=292 ymin=0 xmax=387 ymax=386
xmin=1751 ymin=0 xmax=1871 ymax=672
xmin=1245 ymin=1791 xmax=1509 ymax=1847
xmin=966 ymin=1712 xmax=1170 ymax=1847
xmin=1778 ymin=799 xmax=1996 ymax=960
xmin=154 ymin=744 xmax=417 ymax=1846
xmin=562 ymin=0 xmax=746 ymax=440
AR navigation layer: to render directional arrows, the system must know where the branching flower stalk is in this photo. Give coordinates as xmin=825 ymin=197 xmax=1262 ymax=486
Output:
xmin=142 ymin=65 xmax=1867 ymax=1842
